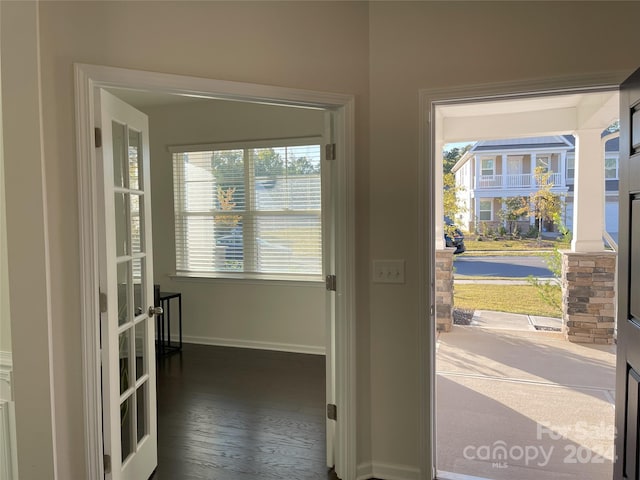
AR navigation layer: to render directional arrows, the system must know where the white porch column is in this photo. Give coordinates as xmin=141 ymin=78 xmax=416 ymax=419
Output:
xmin=560 ymin=150 xmax=567 ymax=187
xmin=435 ymin=138 xmax=445 ymax=249
xmin=501 ymin=154 xmax=507 ymax=187
xmin=571 ymin=128 xmax=605 ymax=252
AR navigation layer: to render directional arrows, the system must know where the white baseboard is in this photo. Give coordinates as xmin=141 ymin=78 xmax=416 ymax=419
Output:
xmin=357 ymin=461 xmax=421 ymax=480
xmin=437 ymin=471 xmax=492 ymax=480
xmin=182 ymin=335 xmax=325 ymax=356
xmin=357 ymin=462 xmax=374 ymax=480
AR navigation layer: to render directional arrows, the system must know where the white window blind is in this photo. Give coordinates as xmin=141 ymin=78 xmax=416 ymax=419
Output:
xmin=172 ymin=141 xmax=322 ymax=279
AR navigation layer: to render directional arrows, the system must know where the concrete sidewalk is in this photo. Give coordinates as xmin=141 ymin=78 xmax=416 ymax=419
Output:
xmin=436 ymin=311 xmax=616 ymax=480
xmin=469 ymin=309 xmax=563 ymax=332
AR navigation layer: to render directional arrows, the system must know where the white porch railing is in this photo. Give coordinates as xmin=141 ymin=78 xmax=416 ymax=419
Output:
xmin=477 ymin=172 xmax=563 ymax=189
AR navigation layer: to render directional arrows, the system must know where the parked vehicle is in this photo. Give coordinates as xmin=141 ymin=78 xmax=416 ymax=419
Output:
xmin=444 ymin=217 xmax=466 ymax=254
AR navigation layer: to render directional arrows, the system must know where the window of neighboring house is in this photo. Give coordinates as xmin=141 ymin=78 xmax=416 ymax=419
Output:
xmin=481 ymin=158 xmax=495 ymax=176
xmin=171 ymin=139 xmax=322 ymax=280
xmin=605 ymin=156 xmax=618 ymax=179
xmin=536 ymin=155 xmax=550 ymax=173
xmin=479 ymin=199 xmax=492 ymax=221
xmin=566 ymin=157 xmax=575 ymax=180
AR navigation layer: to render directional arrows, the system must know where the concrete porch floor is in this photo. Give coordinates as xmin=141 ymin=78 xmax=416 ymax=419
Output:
xmin=436 ymin=312 xmax=616 ymax=480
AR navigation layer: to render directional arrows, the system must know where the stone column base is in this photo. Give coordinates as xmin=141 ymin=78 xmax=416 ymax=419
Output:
xmin=436 ymin=248 xmax=455 ymax=332
xmin=561 ymin=251 xmax=616 ymax=344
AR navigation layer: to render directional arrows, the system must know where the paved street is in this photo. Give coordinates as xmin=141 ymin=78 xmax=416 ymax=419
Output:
xmin=454 ymin=255 xmax=553 ymax=278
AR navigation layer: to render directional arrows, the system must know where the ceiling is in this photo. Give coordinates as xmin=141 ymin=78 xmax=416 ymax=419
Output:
xmin=437 ymin=90 xmax=619 ymax=143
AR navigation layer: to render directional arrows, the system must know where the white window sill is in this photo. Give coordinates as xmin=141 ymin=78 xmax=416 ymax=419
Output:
xmin=169 ymin=272 xmax=324 ymax=287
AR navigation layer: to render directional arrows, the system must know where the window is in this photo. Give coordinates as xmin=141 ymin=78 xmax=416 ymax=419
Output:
xmin=172 ymin=139 xmax=322 ymax=279
xmin=479 ymin=199 xmax=492 ymax=221
xmin=536 ymin=155 xmax=550 ymax=173
xmin=481 ymin=158 xmax=495 ymax=176
xmin=605 ymin=156 xmax=618 ymax=179
xmin=566 ymin=157 xmax=575 ymax=180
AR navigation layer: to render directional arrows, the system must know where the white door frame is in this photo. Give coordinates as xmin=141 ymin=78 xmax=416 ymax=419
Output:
xmin=418 ymin=72 xmax=624 ymax=479
xmin=74 ymin=63 xmax=357 ymax=480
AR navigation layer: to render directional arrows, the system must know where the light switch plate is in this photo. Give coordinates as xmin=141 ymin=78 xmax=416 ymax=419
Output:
xmin=372 ymin=259 xmax=405 ymax=284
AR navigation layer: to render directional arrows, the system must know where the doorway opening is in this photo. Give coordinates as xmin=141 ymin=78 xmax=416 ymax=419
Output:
xmin=421 ymin=83 xmax=621 ymax=480
xmin=75 ymin=65 xmax=356 ymax=480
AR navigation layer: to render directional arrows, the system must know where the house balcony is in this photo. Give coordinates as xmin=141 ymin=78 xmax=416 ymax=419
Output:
xmin=477 ymin=172 xmax=563 ymax=189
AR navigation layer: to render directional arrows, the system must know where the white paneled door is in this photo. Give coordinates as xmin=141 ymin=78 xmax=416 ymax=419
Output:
xmin=96 ymin=89 xmax=158 ymax=480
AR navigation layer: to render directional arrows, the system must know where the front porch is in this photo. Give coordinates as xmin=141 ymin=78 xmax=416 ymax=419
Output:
xmin=437 ymin=321 xmax=615 ymax=480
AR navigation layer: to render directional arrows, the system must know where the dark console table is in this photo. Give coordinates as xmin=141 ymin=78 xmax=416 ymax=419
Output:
xmin=156 ymin=291 xmax=182 ymax=356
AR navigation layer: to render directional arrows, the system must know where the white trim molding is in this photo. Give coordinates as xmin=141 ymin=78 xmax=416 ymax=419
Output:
xmin=0 ymin=351 xmax=12 ymax=401
xmin=0 ymin=400 xmax=17 ymax=480
xmin=182 ymin=336 xmax=326 ymax=356
xmin=75 ymin=63 xmax=357 ymax=480
xmin=419 ymin=72 xmax=624 ymax=480
xmin=357 ymin=461 xmax=421 ymax=480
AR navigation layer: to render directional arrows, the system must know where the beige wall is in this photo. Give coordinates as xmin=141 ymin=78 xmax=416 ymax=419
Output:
xmin=141 ymin=98 xmax=326 ymax=352
xmin=3 ymin=1 xmax=639 ymax=479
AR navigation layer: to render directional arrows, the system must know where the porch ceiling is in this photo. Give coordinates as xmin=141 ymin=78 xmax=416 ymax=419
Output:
xmin=440 ymin=90 xmax=618 ymax=143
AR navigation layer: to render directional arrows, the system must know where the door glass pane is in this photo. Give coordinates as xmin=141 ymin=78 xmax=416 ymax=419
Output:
xmin=120 ymin=395 xmax=134 ymax=462
xmin=119 ymin=329 xmax=131 ymax=395
xmin=117 ymin=262 xmax=129 ymax=326
xmin=115 ymin=193 xmax=129 ymax=257
xmin=133 ymin=257 xmax=144 ymax=318
xmin=136 ymin=384 xmax=147 ymax=443
xmin=131 ymin=194 xmax=143 ymax=254
xmin=113 ymin=121 xmax=127 ymax=188
xmin=128 ymin=129 xmax=141 ymax=191
xmin=135 ymin=320 xmax=146 ymax=381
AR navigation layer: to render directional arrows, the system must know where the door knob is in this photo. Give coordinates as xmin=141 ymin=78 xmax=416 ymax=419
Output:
xmin=148 ymin=305 xmax=164 ymax=316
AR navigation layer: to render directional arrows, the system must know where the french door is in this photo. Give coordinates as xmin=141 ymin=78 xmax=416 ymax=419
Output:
xmin=96 ymin=88 xmax=158 ymax=480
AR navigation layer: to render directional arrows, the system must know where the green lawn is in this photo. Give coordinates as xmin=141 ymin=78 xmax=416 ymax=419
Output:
xmin=454 ymin=283 xmax=561 ymax=318
xmin=460 ymin=237 xmax=572 ymax=257
xmin=463 ymin=238 xmax=561 ymax=252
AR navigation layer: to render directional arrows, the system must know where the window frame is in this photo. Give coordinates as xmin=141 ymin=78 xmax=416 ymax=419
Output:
xmin=479 ymin=198 xmax=493 ymax=221
xmin=169 ymin=136 xmax=324 ymax=282
xmin=604 ymin=155 xmax=618 ymax=179
xmin=480 ymin=157 xmax=495 ymax=176
xmin=536 ymin=155 xmax=551 ymax=173
xmin=566 ymin=156 xmax=575 ymax=180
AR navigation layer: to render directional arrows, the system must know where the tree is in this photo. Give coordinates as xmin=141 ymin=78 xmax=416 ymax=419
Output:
xmin=287 ymin=156 xmax=320 ymax=175
xmin=254 ymin=148 xmax=283 ymax=177
xmin=211 ymin=149 xmax=244 ymax=186
xmin=442 ymin=144 xmax=472 ymax=174
xmin=443 ymin=172 xmax=466 ymax=225
xmin=497 ymin=196 xmax=529 ymax=235
xmin=529 ymin=166 xmax=562 ymax=241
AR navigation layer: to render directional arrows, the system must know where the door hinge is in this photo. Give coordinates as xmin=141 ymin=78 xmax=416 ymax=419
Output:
xmin=99 ymin=291 xmax=107 ymax=313
xmin=325 ymin=143 xmax=336 ymax=161
xmin=95 ymin=127 xmax=102 ymax=148
xmin=327 ymin=403 xmax=337 ymax=421
xmin=325 ymin=274 xmax=336 ymax=292
xmin=103 ymin=454 xmax=111 ymax=474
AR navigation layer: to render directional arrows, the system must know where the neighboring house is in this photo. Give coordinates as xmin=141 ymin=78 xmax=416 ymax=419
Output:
xmin=452 ymin=134 xmax=619 ymax=239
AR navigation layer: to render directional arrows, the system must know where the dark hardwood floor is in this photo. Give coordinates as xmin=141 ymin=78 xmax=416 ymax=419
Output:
xmin=149 ymin=344 xmax=339 ymax=480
